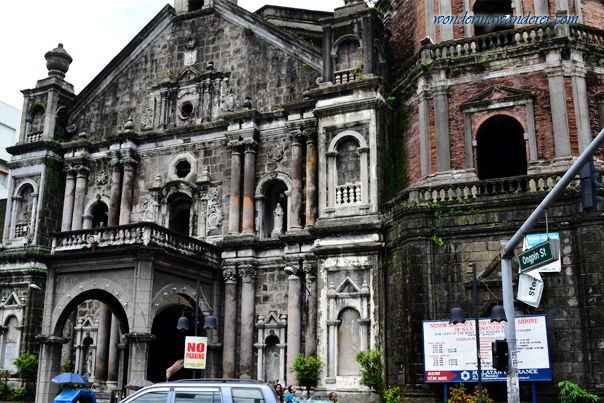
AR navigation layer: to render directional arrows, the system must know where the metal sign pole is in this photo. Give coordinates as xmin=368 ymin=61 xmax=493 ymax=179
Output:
xmin=500 ymin=128 xmax=604 ymax=403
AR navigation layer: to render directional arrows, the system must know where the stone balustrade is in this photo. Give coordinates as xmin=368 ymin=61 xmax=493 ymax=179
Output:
xmin=336 ymin=183 xmax=362 ymax=205
xmin=334 ymin=68 xmax=359 ymax=85
xmin=51 ymin=222 xmax=221 ymax=264
xmin=384 ymin=171 xmax=585 ymax=214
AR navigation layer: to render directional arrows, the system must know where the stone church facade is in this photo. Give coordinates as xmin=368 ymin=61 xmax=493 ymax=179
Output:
xmin=1 ymin=0 xmax=603 ymax=402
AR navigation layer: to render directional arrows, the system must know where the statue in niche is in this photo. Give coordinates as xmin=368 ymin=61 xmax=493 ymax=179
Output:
xmin=141 ymin=195 xmax=160 ymax=223
xmin=272 ymin=204 xmax=284 ymax=236
xmin=84 ymin=350 xmax=93 ymax=376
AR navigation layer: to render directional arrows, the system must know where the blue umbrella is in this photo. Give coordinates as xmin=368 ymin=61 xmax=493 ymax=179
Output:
xmin=50 ymin=373 xmax=90 ymax=386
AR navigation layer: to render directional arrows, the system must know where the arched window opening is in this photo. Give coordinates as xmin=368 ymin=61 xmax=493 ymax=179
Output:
xmin=264 ymin=335 xmax=280 ymax=384
xmin=27 ymin=105 xmax=45 ymax=142
xmin=15 ymin=185 xmax=34 ymax=238
xmin=188 ymin=0 xmax=203 ymax=11
xmin=91 ymin=202 xmax=108 ymax=228
xmin=473 ymin=0 xmax=514 ymax=36
xmin=169 ymin=195 xmax=192 ymax=236
xmin=337 ymin=308 xmax=362 ymax=376
xmin=476 ymin=115 xmax=527 ymax=180
xmin=2 ymin=316 xmax=19 ymax=370
xmin=336 ymin=138 xmax=362 ymax=205
xmin=263 ymin=181 xmax=288 ymax=238
xmin=335 ymin=38 xmax=362 ymax=72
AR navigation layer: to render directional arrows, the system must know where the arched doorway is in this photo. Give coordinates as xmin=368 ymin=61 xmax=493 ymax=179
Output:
xmin=476 ymin=115 xmax=527 ymax=180
xmin=90 ymin=202 xmax=108 ymax=228
xmin=147 ymin=294 xmax=207 ymax=383
xmin=168 ymin=195 xmax=192 ymax=236
xmin=473 ymin=0 xmax=514 ymax=35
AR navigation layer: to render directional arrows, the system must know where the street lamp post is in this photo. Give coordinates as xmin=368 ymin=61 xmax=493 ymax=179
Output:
xmin=450 ymin=263 xmax=507 ymax=403
xmin=176 ymin=279 xmax=217 ymax=379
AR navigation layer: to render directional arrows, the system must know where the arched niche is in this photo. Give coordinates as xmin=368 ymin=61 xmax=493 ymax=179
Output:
xmin=254 ymin=172 xmax=292 ymax=239
xmin=10 ymin=181 xmax=39 ymax=241
xmin=326 ymin=131 xmax=369 ymax=211
xmin=1 ymin=316 xmax=20 ymax=372
xmin=83 ymin=196 xmax=110 ymax=229
xmin=476 ymin=115 xmax=527 ymax=180
xmin=337 ymin=308 xmax=362 ymax=376
xmin=26 ymin=104 xmax=45 ymax=142
xmin=332 ymin=35 xmax=363 ymax=73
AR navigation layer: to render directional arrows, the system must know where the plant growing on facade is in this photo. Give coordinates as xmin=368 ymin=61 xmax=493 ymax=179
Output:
xmin=13 ymin=353 xmax=38 ymax=382
xmin=558 ymin=381 xmax=598 ymax=403
xmin=356 ymin=349 xmax=404 ymax=403
xmin=289 ymin=354 xmax=323 ymax=396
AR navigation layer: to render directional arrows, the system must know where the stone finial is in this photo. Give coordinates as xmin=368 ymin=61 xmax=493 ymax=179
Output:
xmin=45 ymin=43 xmax=73 ymax=79
xmin=206 ymin=61 xmax=214 ymax=71
xmin=303 ymin=88 xmax=311 ymax=100
xmin=124 ymin=115 xmax=134 ymax=131
xmin=199 ymin=167 xmax=210 ymax=183
xmin=152 ymin=174 xmax=162 ymax=188
xmin=327 ymin=282 xmax=336 ymax=297
xmin=243 ymin=95 xmax=252 ymax=110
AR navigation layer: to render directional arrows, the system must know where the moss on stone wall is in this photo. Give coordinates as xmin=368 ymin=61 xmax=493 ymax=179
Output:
xmin=384 ymin=108 xmax=410 ymax=201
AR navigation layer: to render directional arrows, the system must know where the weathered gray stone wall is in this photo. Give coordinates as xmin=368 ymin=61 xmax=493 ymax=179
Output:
xmin=384 ymin=191 xmax=604 ymax=402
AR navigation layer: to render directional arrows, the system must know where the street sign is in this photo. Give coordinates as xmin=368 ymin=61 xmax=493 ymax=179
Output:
xmin=422 ymin=315 xmax=552 ymax=383
xmin=184 ymin=336 xmax=207 ymax=369
xmin=518 ymin=239 xmax=560 ymax=273
xmin=523 ymin=233 xmax=561 ymax=272
xmin=517 ymin=270 xmax=544 ymax=307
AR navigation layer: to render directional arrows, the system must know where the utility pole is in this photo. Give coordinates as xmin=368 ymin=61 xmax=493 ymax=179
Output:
xmin=500 ymin=128 xmax=604 ymax=403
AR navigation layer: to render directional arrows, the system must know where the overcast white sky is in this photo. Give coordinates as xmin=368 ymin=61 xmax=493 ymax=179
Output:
xmin=1 ymin=0 xmax=345 ymax=111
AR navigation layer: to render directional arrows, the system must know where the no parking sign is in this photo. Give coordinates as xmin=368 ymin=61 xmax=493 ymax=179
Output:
xmin=184 ymin=336 xmax=207 ymax=369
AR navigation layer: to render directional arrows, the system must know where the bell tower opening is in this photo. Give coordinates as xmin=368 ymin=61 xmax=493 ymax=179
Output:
xmin=476 ymin=115 xmax=527 ymax=180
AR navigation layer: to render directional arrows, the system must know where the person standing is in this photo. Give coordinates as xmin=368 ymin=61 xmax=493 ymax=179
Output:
xmin=275 ymin=384 xmax=284 ymax=403
xmin=284 ymin=385 xmax=298 ymax=403
xmin=329 ymin=392 xmax=338 ymax=402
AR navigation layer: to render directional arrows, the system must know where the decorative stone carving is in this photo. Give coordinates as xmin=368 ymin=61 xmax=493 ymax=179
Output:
xmin=67 ymin=124 xmax=77 ymax=134
xmin=220 ymin=78 xmax=235 ymax=113
xmin=184 ymin=50 xmax=197 ymax=66
xmin=152 ymin=174 xmax=162 ymax=188
xmin=267 ymin=144 xmax=284 ymax=162
xmin=206 ymin=188 xmax=223 ymax=235
xmin=186 ymin=37 xmax=196 ymax=50
xmin=75 ymin=165 xmax=90 ymax=178
xmin=239 ymin=265 xmax=257 ymax=281
xmin=223 ymin=268 xmax=237 ymax=283
xmin=243 ymin=95 xmax=252 ymax=110
xmin=271 ymin=204 xmax=284 ymax=237
xmin=95 ymin=170 xmax=108 ymax=186
xmin=124 ymin=116 xmax=134 ymax=131
xmin=141 ymin=96 xmax=155 ymax=130
xmin=302 ymin=260 xmax=317 ymax=278
xmin=141 ymin=195 xmax=160 ymax=223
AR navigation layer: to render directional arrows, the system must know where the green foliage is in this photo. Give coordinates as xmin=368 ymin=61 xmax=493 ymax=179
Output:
xmin=356 ymin=350 xmax=403 ymax=403
xmin=558 ymin=381 xmax=598 ymax=403
xmin=353 ymin=61 xmax=364 ymax=80
xmin=423 ymin=59 xmax=434 ymax=70
xmin=9 ymin=387 xmax=26 ymax=402
xmin=430 ymin=234 xmax=444 ymax=246
xmin=448 ymin=383 xmax=494 ymax=403
xmin=385 ymin=110 xmax=410 ymax=201
xmin=356 ymin=350 xmax=386 ymax=399
xmin=290 ymin=354 xmax=323 ymax=396
xmin=61 ymin=360 xmax=73 ymax=373
xmin=301 ymin=65 xmax=315 ymax=73
xmin=0 ymin=371 xmax=10 ymax=396
xmin=13 ymin=353 xmax=38 ymax=382
xmin=386 ymin=96 xmax=396 ymax=110
xmin=162 ymin=69 xmax=171 ymax=79
xmin=242 ymin=27 xmax=253 ymax=38
xmin=449 ymin=210 xmax=464 ymax=216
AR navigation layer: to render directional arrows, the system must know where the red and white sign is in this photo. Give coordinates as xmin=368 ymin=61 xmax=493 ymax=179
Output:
xmin=184 ymin=336 xmax=207 ymax=369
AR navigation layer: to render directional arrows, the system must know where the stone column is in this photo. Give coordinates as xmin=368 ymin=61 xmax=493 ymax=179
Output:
xmin=571 ymin=65 xmax=591 ymax=154
xmin=286 ymin=264 xmax=301 ymax=386
xmin=546 ymin=64 xmax=572 ymax=157
xmin=71 ymin=165 xmax=90 ymax=231
xmin=107 ymin=315 xmax=120 ymax=388
xmin=222 ymin=267 xmax=238 ymax=378
xmin=61 ymin=167 xmax=76 ymax=231
xmin=289 ymin=132 xmax=305 ymax=230
xmin=326 ymin=283 xmax=337 ymax=383
xmin=418 ymin=89 xmax=432 ymax=177
xmin=124 ymin=333 xmax=155 ymax=383
xmin=119 ymin=157 xmax=137 ymax=225
xmin=228 ymin=143 xmax=243 ymax=234
xmin=433 ymin=84 xmax=451 ymax=172
xmin=108 ymin=156 xmax=122 ymax=226
xmin=303 ymin=260 xmax=317 ymax=358
xmin=239 ymin=264 xmax=256 ymax=378
xmin=242 ymin=140 xmax=258 ymax=234
xmin=305 ymin=129 xmax=318 ymax=228
xmin=322 ymin=26 xmax=333 ymax=83
xmin=94 ymin=304 xmax=112 ymax=383
xmin=36 ymin=336 xmax=70 ymax=403
xmin=9 ymin=196 xmax=20 ymax=239
xmin=326 ymin=152 xmax=337 ymax=212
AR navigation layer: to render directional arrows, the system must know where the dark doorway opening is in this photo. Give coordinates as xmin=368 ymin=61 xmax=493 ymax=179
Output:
xmin=91 ymin=202 xmax=108 ymax=228
xmin=473 ymin=0 xmax=514 ymax=36
xmin=476 ymin=115 xmax=527 ymax=180
xmin=147 ymin=303 xmax=205 ymax=382
xmin=169 ymin=196 xmax=192 ymax=236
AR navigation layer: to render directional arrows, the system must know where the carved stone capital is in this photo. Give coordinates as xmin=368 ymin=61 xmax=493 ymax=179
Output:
xmin=75 ymin=165 xmax=90 ymax=179
xmin=223 ymin=268 xmax=238 ymax=283
xmin=121 ymin=156 xmax=138 ymax=171
xmin=228 ymin=141 xmax=243 ymax=154
xmin=64 ymin=165 xmax=77 ymax=179
xmin=239 ymin=264 xmax=257 ymax=282
xmin=108 ymin=157 xmax=121 ymax=172
xmin=243 ymin=139 xmax=258 ymax=153
xmin=289 ymin=131 xmax=306 ymax=145
xmin=302 ymin=260 xmax=317 ymax=279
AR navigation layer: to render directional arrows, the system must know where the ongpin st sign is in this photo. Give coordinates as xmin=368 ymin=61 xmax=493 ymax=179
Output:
xmin=518 ymin=238 xmax=560 ymax=273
